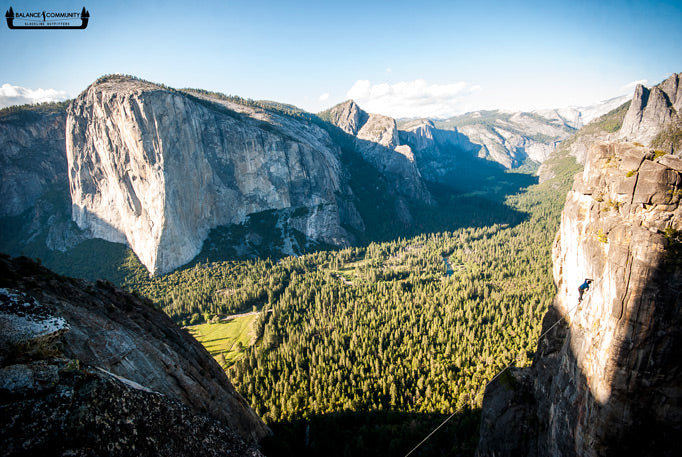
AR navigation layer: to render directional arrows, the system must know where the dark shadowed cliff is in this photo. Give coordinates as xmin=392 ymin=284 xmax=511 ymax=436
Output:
xmin=0 ymin=254 xmax=268 ymax=456
xmin=476 ymin=141 xmax=682 ymax=456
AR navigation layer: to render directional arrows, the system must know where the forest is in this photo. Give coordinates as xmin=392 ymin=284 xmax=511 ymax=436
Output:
xmin=112 ymin=151 xmax=580 ymax=456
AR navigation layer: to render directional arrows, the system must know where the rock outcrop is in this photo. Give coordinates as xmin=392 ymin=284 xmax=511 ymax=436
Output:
xmin=67 ymin=76 xmax=362 ymax=274
xmin=477 ymin=142 xmax=682 ymax=456
xmin=323 ymin=100 xmax=432 ymax=204
xmin=619 ymin=73 xmax=682 ymax=153
xmin=0 ymin=254 xmax=268 ymax=455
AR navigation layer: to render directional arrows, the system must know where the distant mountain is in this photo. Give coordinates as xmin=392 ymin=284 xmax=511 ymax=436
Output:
xmin=320 ymin=100 xmax=432 ymax=223
xmin=0 ymin=76 xmax=437 ymax=276
xmin=393 ymin=95 xmax=629 ymax=171
xmin=534 ymin=94 xmax=631 ymax=129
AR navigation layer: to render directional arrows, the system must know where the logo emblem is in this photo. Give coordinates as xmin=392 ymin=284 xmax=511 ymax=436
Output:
xmin=5 ymin=6 xmax=89 ymax=29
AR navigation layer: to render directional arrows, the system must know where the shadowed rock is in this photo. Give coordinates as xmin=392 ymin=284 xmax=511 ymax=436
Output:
xmin=477 ymin=141 xmax=682 ymax=457
xmin=0 ymin=254 xmax=269 ymax=455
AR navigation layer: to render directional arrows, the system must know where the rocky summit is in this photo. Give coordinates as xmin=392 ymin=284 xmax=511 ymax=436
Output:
xmin=0 ymin=254 xmax=268 ymax=456
xmin=619 ymin=72 xmax=682 ymax=153
xmin=476 ymin=141 xmax=682 ymax=456
xmin=322 ymin=100 xmax=433 ymax=211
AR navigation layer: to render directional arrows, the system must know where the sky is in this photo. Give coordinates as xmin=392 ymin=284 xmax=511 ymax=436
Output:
xmin=1 ymin=0 xmax=681 ymax=118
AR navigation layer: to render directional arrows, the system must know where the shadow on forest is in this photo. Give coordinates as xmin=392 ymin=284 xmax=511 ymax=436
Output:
xmin=194 ymin=153 xmax=537 ymax=265
xmin=261 ymin=408 xmax=481 ymax=457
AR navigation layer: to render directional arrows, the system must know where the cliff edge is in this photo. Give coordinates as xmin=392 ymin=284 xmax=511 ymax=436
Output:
xmin=67 ymin=75 xmax=361 ymax=274
xmin=0 ymin=255 xmax=268 ymax=455
xmin=477 ymin=142 xmax=682 ymax=456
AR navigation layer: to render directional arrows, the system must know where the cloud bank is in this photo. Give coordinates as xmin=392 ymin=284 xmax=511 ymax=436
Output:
xmin=345 ymin=79 xmax=479 ymax=118
xmin=0 ymin=83 xmax=69 ymax=108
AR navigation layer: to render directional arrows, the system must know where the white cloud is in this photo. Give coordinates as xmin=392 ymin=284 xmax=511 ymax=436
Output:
xmin=345 ymin=78 xmax=477 ymax=118
xmin=618 ymin=79 xmax=648 ymax=95
xmin=318 ymin=92 xmax=330 ymax=101
xmin=0 ymin=83 xmax=69 ymax=108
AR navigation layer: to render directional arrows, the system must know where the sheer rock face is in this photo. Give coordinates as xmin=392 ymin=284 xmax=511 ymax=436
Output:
xmin=477 ymin=141 xmax=682 ymax=457
xmin=619 ymin=73 xmax=681 ymax=150
xmin=67 ymin=76 xmax=360 ymax=274
xmin=325 ymin=100 xmax=432 ymax=204
xmin=398 ymin=119 xmax=478 ymax=180
xmin=0 ymin=255 xmax=268 ymax=454
xmin=0 ymin=110 xmax=67 ymax=218
xmin=0 ymin=108 xmax=88 ymax=253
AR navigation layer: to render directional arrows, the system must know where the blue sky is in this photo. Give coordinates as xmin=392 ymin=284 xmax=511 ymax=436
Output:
xmin=1 ymin=0 xmax=681 ymax=117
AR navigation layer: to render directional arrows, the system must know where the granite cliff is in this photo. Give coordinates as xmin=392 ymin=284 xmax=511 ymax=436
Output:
xmin=0 ymin=103 xmax=87 ymax=256
xmin=321 ymin=100 xmax=432 ymax=211
xmin=476 ymin=141 xmax=682 ymax=456
xmin=539 ymin=73 xmax=681 ymax=182
xmin=619 ymin=72 xmax=682 ymax=153
xmin=67 ymin=75 xmax=363 ymax=274
xmin=0 ymin=254 xmax=268 ymax=456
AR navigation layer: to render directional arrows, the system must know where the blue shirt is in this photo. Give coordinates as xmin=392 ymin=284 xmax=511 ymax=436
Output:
xmin=579 ymin=280 xmax=590 ymax=291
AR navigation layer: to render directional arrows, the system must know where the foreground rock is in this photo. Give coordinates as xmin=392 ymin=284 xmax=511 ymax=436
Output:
xmin=0 ymin=255 xmax=268 ymax=456
xmin=477 ymin=142 xmax=682 ymax=456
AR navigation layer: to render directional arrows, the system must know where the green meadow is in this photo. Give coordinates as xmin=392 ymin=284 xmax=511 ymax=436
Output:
xmin=186 ymin=313 xmax=259 ymax=369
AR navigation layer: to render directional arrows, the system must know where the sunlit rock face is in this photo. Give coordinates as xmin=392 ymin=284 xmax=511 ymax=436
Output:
xmin=619 ymin=73 xmax=682 ymax=150
xmin=477 ymin=141 xmax=682 ymax=457
xmin=67 ymin=76 xmax=360 ymax=274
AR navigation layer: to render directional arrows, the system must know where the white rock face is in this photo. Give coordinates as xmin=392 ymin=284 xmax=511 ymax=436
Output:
xmin=67 ymin=76 xmax=359 ymax=274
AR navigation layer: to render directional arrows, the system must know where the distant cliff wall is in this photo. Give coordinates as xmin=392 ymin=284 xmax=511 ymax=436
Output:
xmin=67 ymin=76 xmax=361 ymax=274
xmin=0 ymin=108 xmax=67 ymax=218
xmin=323 ymin=100 xmax=432 ymax=207
xmin=477 ymin=142 xmax=682 ymax=456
